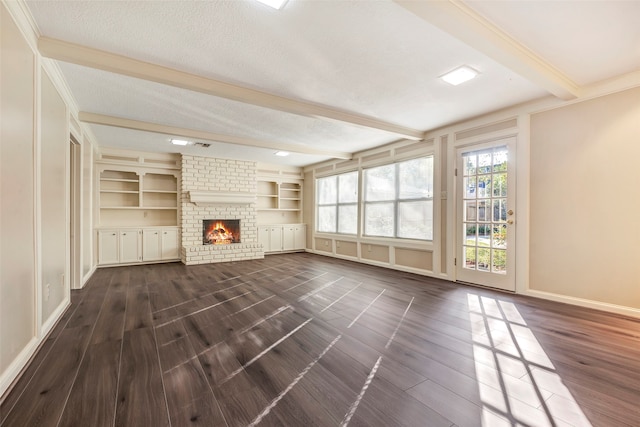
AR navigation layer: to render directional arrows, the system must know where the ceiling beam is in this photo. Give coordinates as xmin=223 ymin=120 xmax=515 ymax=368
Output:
xmin=395 ymin=0 xmax=581 ymax=100
xmin=78 ymin=112 xmax=353 ymax=160
xmin=39 ymin=37 xmax=424 ymax=140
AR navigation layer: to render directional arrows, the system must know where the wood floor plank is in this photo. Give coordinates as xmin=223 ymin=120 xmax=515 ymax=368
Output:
xmin=0 ymin=325 xmax=93 ymax=427
xmin=58 ymin=340 xmax=121 ymax=427
xmin=115 ymin=327 xmax=169 ymax=427
xmin=162 ymin=358 xmax=216 ymax=422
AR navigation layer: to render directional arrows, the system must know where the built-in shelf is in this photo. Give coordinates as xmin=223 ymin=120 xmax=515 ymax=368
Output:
xmin=98 ymin=167 xmax=179 ymax=227
xmin=256 ymin=179 xmax=303 ymax=223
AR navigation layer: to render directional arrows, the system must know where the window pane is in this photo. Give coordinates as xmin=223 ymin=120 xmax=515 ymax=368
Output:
xmin=478 ymin=248 xmax=490 ymax=271
xmin=493 ymin=199 xmax=507 ymax=222
xmin=464 ymin=154 xmax=477 ymax=176
xmin=399 ymin=157 xmax=433 ymax=199
xmin=478 ymin=152 xmax=492 ymax=174
xmin=464 ymin=246 xmax=476 ymax=269
xmin=365 ymin=164 xmax=395 ymax=201
xmin=465 ymin=223 xmax=477 ymax=245
xmin=477 ymin=175 xmax=492 ymax=198
xmin=398 ymin=200 xmax=432 ymax=240
xmin=338 ymin=205 xmax=357 ymax=234
xmin=364 ymin=203 xmax=394 ymax=237
xmin=492 ymin=249 xmax=507 ymax=273
xmin=317 ymin=206 xmax=336 ymax=233
xmin=464 ymin=176 xmax=476 ymax=199
xmin=338 ymin=171 xmax=358 ymax=203
xmin=493 ymin=149 xmax=508 ymax=172
xmin=492 ymin=173 xmax=507 ymax=197
xmin=317 ymin=176 xmax=337 ymax=205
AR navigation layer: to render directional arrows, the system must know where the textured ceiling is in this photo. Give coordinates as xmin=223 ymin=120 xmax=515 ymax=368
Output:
xmin=25 ymin=0 xmax=640 ymax=167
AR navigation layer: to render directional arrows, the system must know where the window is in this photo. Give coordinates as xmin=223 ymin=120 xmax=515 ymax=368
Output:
xmin=364 ymin=157 xmax=433 ymax=240
xmin=316 ymin=171 xmax=358 ymax=234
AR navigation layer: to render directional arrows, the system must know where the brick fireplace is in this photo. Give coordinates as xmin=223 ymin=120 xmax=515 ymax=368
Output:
xmin=180 ymin=155 xmax=264 ymax=265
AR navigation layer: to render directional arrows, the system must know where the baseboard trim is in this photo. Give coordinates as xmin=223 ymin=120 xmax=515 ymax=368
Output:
xmin=41 ymin=299 xmax=70 ymax=337
xmin=1 ymin=299 xmax=71 ymax=401
xmin=81 ymin=265 xmax=97 ymax=288
xmin=524 ymin=289 xmax=640 ymax=319
xmin=0 ymin=336 xmax=39 ymax=400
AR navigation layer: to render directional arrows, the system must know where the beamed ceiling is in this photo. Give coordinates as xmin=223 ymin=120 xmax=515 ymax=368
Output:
xmin=24 ymin=0 xmax=640 ymax=166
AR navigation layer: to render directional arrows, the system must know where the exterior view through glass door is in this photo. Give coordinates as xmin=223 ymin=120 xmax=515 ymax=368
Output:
xmin=456 ymin=138 xmax=515 ymax=291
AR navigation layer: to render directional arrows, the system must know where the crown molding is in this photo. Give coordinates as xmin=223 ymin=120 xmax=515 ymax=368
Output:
xmin=39 ymin=37 xmax=424 ymax=141
xmin=78 ymin=112 xmax=352 ymax=160
xmin=395 ymin=0 xmax=581 ymax=100
xmin=2 ymin=0 xmax=39 ymax=52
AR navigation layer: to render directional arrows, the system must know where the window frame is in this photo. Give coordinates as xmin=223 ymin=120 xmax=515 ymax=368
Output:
xmin=363 ymin=156 xmax=434 ymax=241
xmin=315 ymin=170 xmax=359 ymax=235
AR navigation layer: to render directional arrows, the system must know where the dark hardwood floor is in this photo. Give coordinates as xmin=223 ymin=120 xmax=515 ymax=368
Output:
xmin=1 ymin=253 xmax=639 ymax=427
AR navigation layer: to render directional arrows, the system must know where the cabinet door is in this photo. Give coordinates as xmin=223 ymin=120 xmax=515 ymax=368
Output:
xmin=282 ymin=226 xmax=296 ymax=251
xmin=119 ymin=230 xmax=140 ymax=263
xmin=270 ymin=226 xmax=283 ymax=252
xmin=258 ymin=226 xmax=271 ymax=251
xmin=161 ymin=229 xmax=179 ymax=260
xmin=142 ymin=229 xmax=161 ymax=261
xmin=294 ymin=225 xmax=306 ymax=250
xmin=98 ymin=230 xmax=119 ymax=265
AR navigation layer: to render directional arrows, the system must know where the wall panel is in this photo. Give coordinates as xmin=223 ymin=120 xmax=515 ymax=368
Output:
xmin=530 ymin=87 xmax=640 ymax=308
xmin=0 ymin=3 xmax=37 ymax=387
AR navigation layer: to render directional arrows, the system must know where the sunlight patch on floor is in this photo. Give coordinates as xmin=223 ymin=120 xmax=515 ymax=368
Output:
xmin=467 ymin=294 xmax=593 ymax=427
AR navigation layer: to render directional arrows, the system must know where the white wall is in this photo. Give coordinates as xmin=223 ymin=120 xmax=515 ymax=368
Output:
xmin=530 ymin=87 xmax=640 ymax=309
xmin=0 ymin=2 xmax=96 ymax=397
xmin=40 ymin=71 xmax=69 ymax=322
xmin=0 ymin=3 xmax=37 ymax=383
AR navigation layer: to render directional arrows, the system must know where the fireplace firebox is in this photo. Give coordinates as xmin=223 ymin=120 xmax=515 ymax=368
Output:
xmin=203 ymin=219 xmax=240 ymax=245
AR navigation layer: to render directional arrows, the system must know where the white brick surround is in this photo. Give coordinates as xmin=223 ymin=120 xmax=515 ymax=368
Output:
xmin=180 ymin=155 xmax=264 ymax=265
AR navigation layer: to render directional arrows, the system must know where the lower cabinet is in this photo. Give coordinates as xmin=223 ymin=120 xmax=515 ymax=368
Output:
xmin=119 ymin=230 xmax=142 ymax=263
xmin=160 ymin=228 xmax=180 ymax=260
xmin=258 ymin=224 xmax=306 ymax=253
xmin=98 ymin=227 xmax=179 ymax=266
xmin=98 ymin=230 xmax=119 ymax=265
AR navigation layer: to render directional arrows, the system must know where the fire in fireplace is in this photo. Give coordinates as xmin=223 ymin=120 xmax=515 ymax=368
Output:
xmin=203 ymin=219 xmax=241 ymax=245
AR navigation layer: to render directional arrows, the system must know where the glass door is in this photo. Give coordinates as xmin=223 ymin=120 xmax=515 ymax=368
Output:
xmin=456 ymin=138 xmax=515 ymax=291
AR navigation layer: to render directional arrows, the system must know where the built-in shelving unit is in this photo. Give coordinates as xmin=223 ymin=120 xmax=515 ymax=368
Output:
xmin=97 ymin=159 xmax=180 ymax=228
xmin=96 ymin=149 xmax=181 ymax=266
xmin=257 ymin=181 xmax=302 ymax=212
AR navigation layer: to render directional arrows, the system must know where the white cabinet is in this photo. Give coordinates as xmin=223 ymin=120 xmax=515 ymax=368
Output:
xmin=98 ymin=230 xmax=119 ymax=265
xmin=99 ymin=227 xmax=179 ymax=265
xmin=259 ymin=224 xmax=306 ymax=253
xmin=283 ymin=224 xmax=306 ymax=251
xmin=143 ymin=228 xmax=179 ymax=261
xmin=119 ymin=230 xmax=141 ymax=263
xmin=258 ymin=225 xmax=283 ymax=252
xmin=161 ymin=228 xmax=179 ymax=260
xmin=142 ymin=229 xmax=161 ymax=261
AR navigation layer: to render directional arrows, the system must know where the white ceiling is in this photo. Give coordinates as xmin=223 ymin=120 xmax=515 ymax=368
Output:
xmin=25 ymin=0 xmax=640 ymax=167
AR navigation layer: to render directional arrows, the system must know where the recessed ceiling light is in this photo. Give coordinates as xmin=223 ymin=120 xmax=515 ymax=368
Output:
xmin=255 ymin=0 xmax=288 ymax=10
xmin=275 ymin=151 xmax=290 ymax=157
xmin=171 ymin=139 xmax=190 ymax=146
xmin=440 ymin=66 xmax=479 ymax=86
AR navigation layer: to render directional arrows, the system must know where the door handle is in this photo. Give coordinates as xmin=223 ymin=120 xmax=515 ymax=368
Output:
xmin=507 ymin=210 xmax=514 ymax=215
xmin=507 ymin=219 xmax=514 ymax=225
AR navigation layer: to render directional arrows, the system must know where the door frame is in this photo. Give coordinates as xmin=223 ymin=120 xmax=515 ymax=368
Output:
xmin=453 ymin=136 xmax=518 ymax=292
xmin=69 ymin=137 xmax=82 ymax=290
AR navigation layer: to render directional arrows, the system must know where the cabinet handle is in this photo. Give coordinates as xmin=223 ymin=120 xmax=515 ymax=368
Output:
xmin=155 ymin=232 xmax=158 ymax=235
xmin=112 ymin=233 xmax=116 ymax=236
